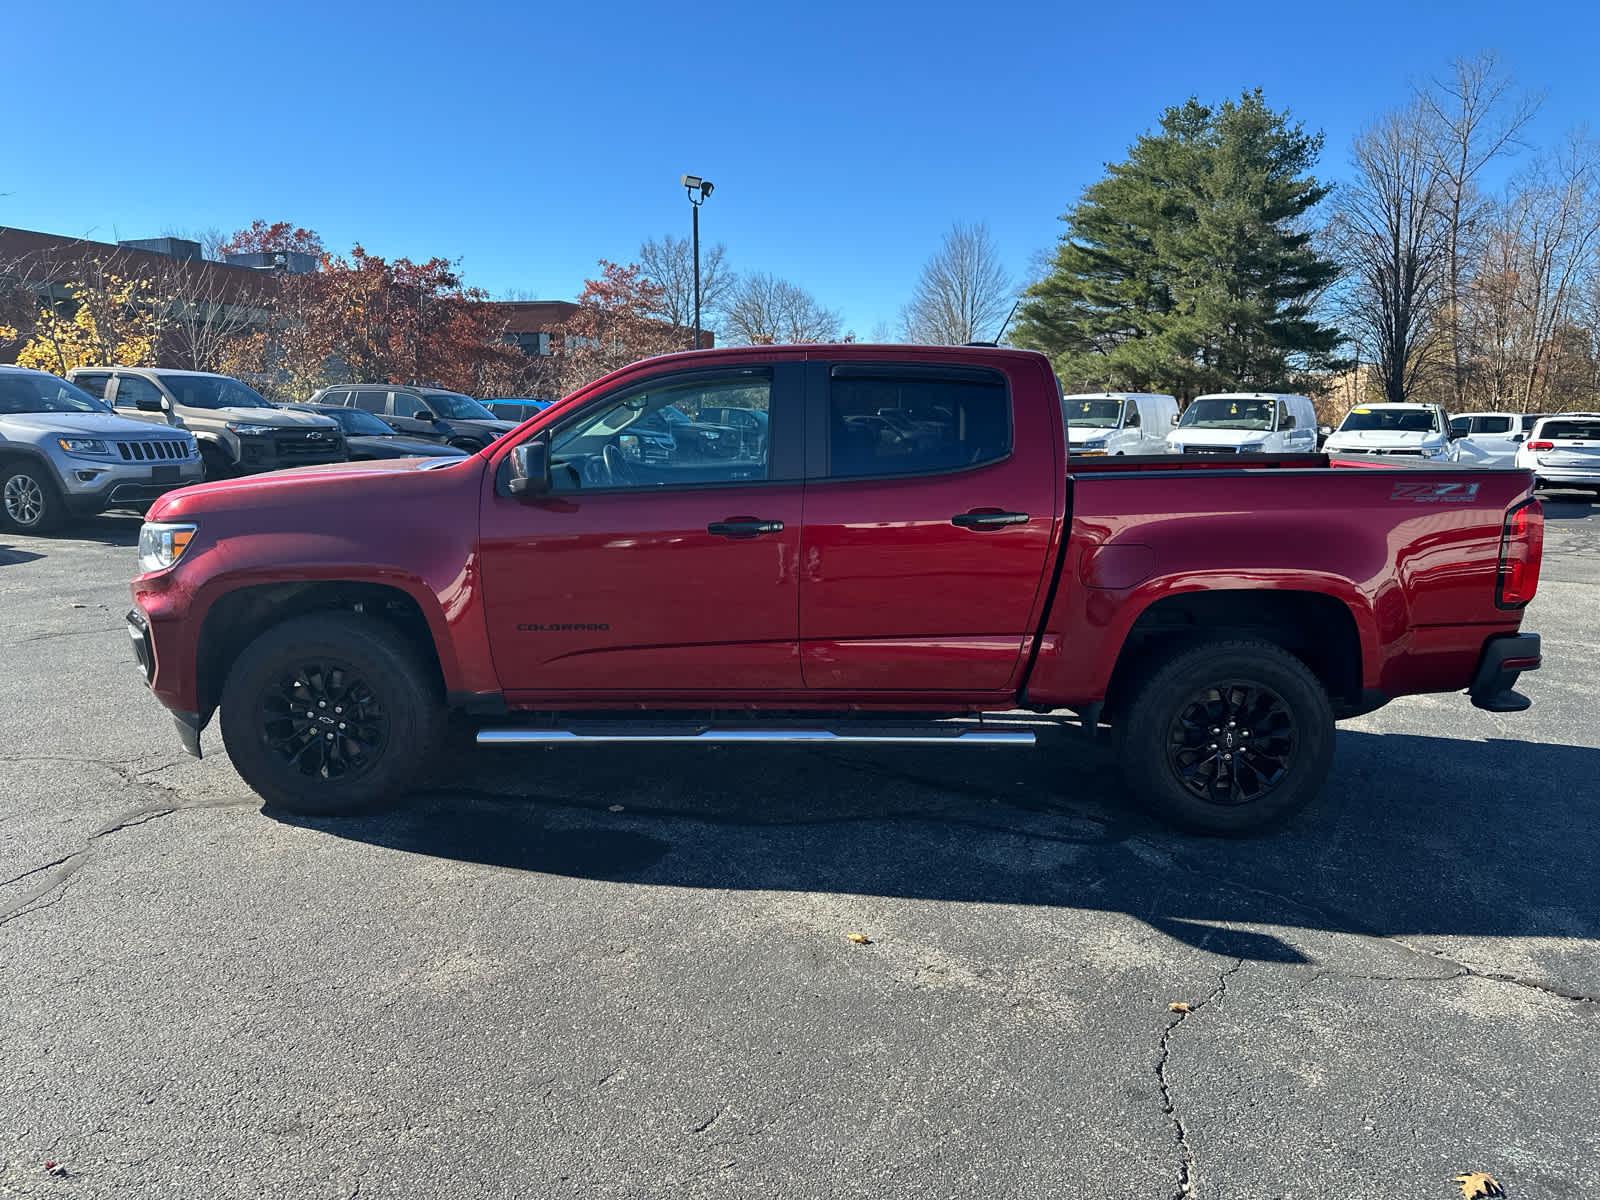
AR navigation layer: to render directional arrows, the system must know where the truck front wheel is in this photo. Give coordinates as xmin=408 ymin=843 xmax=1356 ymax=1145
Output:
xmin=1117 ymin=639 xmax=1334 ymax=835
xmin=220 ymin=612 xmax=444 ymax=815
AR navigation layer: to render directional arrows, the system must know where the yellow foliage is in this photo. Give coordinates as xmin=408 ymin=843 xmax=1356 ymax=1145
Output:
xmin=14 ymin=274 xmax=159 ymax=375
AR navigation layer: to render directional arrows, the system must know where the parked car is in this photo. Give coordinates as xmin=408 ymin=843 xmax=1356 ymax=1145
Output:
xmin=1062 ymin=392 xmax=1178 ymax=455
xmin=1451 ymin=411 xmax=1530 ymax=467
xmin=484 ymin=398 xmax=555 ymax=422
xmin=1323 ymin=402 xmax=1460 ymax=460
xmin=1515 ymin=413 xmax=1600 ymax=494
xmin=70 ymin=367 xmax=344 ymax=480
xmin=311 ymin=385 xmax=515 ymax=451
xmin=302 ymin=404 xmax=471 ymax=461
xmin=1167 ymin=392 xmax=1319 ymax=455
xmin=0 ymin=366 xmax=201 ymax=533
xmin=129 ymin=345 xmax=1542 ymax=836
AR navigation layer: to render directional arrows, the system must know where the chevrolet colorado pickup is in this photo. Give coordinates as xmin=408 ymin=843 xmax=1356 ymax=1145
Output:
xmin=127 ymin=346 xmax=1545 ymax=833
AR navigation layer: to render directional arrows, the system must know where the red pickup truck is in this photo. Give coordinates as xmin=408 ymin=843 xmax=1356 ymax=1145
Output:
xmin=127 ymin=346 xmax=1544 ymax=833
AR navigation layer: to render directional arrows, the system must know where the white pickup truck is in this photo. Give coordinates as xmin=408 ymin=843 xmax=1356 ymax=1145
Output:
xmin=1323 ymin=402 xmax=1460 ymax=461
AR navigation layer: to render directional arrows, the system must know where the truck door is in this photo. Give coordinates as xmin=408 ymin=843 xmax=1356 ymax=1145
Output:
xmin=479 ymin=365 xmax=806 ymax=695
xmin=799 ymin=360 xmax=1060 ymax=694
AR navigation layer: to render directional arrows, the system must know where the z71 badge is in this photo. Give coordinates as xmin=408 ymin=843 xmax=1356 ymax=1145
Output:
xmin=1389 ymin=482 xmax=1481 ymax=504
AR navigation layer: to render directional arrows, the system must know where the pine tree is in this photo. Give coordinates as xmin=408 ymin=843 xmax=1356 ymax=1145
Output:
xmin=1016 ymin=91 xmax=1343 ymax=397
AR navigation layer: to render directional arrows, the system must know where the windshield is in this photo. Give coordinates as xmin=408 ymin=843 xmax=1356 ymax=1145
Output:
xmin=322 ymin=407 xmax=394 ymax=436
xmin=0 ymin=373 xmax=109 ymax=415
xmin=1064 ymin=398 xmax=1125 ymax=429
xmin=1339 ymin=407 xmax=1439 ymax=433
xmin=426 ymin=392 xmax=495 ymax=420
xmin=1178 ymin=397 xmax=1274 ymax=430
xmin=165 ymin=375 xmax=274 ymax=410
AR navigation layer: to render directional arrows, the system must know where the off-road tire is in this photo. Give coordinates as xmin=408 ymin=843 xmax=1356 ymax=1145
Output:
xmin=220 ymin=612 xmax=444 ymax=815
xmin=1116 ymin=638 xmax=1335 ymax=835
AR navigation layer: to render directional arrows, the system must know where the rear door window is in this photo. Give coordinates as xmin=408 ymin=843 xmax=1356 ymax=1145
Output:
xmin=827 ymin=369 xmax=1010 ymax=478
xmin=1473 ymin=416 xmax=1513 ymax=434
xmin=352 ymin=389 xmax=388 ymax=414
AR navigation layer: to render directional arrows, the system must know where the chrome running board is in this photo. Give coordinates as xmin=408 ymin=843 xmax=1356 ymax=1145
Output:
xmin=476 ymin=726 xmax=1035 ymax=747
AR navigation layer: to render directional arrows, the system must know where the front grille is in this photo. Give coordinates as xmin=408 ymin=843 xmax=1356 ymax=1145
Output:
xmin=1182 ymin=445 xmax=1240 ymax=455
xmin=115 ymin=439 xmax=191 ymax=462
xmin=1338 ymin=448 xmax=1423 ymax=456
xmin=273 ymin=432 xmax=344 ymax=461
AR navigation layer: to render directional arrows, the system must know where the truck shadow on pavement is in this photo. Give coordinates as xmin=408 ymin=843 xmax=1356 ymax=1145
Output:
xmin=0 ymin=543 xmax=44 ymax=567
xmin=277 ymin=726 xmax=1600 ymax=967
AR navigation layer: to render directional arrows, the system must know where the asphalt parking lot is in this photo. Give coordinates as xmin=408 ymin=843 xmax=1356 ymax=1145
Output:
xmin=2 ymin=498 xmax=1597 ymax=1200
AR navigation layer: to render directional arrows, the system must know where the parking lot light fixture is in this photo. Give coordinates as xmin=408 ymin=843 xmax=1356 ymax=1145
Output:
xmin=681 ymin=174 xmax=715 ymax=351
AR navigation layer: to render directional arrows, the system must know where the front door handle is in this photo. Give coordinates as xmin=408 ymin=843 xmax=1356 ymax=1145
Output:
xmin=708 ymin=517 xmax=784 ymax=538
xmin=951 ymin=510 xmax=1029 ymax=530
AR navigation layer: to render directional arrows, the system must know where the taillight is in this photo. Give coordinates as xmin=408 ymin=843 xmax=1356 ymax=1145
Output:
xmin=1496 ymin=498 xmax=1544 ymax=608
xmin=1525 ymin=440 xmax=1555 ymax=451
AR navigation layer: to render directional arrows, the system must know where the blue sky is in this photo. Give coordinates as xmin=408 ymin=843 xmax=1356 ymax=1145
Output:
xmin=7 ymin=0 xmax=1597 ymax=336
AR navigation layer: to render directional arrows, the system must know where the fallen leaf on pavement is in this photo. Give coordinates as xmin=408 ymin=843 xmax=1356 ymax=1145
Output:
xmin=846 ymin=932 xmax=872 ymax=945
xmin=1168 ymin=1002 xmax=1192 ymax=1013
xmin=1453 ymin=1171 xmax=1504 ymax=1199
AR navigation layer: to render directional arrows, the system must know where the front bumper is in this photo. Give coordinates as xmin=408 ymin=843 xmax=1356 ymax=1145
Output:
xmin=62 ymin=463 xmax=203 ymax=514
xmin=1468 ymin=632 xmax=1541 ymax=713
xmin=128 ymin=608 xmax=204 ymax=757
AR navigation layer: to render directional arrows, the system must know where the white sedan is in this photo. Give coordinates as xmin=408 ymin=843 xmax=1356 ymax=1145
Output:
xmin=1515 ymin=414 xmax=1600 ymax=493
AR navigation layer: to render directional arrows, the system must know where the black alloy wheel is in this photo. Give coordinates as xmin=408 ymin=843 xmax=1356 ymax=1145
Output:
xmin=1165 ymin=681 xmax=1297 ymax=807
xmin=260 ymin=658 xmax=389 ymax=782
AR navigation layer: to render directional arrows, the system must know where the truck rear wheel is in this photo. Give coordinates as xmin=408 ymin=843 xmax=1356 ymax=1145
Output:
xmin=1116 ymin=639 xmax=1334 ymax=835
xmin=220 ymin=612 xmax=443 ymax=815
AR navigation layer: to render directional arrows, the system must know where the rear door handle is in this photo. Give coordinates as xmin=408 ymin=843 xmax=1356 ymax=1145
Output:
xmin=951 ymin=510 xmax=1029 ymax=530
xmin=708 ymin=517 xmax=784 ymax=538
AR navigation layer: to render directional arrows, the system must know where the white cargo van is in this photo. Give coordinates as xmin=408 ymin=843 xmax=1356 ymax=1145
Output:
xmin=1062 ymin=392 xmax=1179 ymax=456
xmin=1166 ymin=393 xmax=1319 ymax=455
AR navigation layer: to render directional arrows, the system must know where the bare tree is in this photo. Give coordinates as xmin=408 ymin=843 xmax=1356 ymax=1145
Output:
xmin=149 ymin=257 xmax=272 ymax=371
xmin=901 ymin=221 xmax=1012 ymax=344
xmin=1418 ymin=52 xmax=1542 ymax=407
xmin=722 ymin=273 xmax=841 ymax=344
xmin=638 ymin=233 xmax=732 ymax=345
xmin=1511 ymin=138 xmax=1600 ymax=409
xmin=1332 ymin=102 xmax=1450 ymax=403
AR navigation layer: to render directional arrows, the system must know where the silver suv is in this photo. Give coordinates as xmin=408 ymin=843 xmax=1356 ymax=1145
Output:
xmin=0 ymin=366 xmax=201 ymax=533
xmin=69 ymin=367 xmax=344 ymax=480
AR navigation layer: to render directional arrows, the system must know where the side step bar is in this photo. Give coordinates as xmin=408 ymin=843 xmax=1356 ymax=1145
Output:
xmin=477 ymin=727 xmax=1035 ymax=747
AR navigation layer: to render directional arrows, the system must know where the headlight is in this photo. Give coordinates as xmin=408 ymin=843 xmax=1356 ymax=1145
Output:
xmin=56 ymin=436 xmax=110 ymax=456
xmin=1421 ymin=445 xmax=1445 ymax=458
xmin=1241 ymin=442 xmax=1267 ymax=452
xmin=1081 ymin=439 xmax=1107 ymax=451
xmin=226 ymin=422 xmax=275 ymax=436
xmin=138 ymin=522 xmax=198 ymax=573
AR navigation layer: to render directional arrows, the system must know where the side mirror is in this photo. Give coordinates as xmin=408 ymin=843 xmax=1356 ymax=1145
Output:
xmin=1511 ymin=433 xmax=1526 ymax=443
xmin=1170 ymin=413 xmax=1180 ymax=426
xmin=1448 ymin=427 xmax=1466 ymax=440
xmin=1319 ymin=425 xmax=1332 ymax=437
xmin=507 ymin=440 xmax=550 ymax=498
xmin=136 ymin=396 xmax=164 ymax=413
xmin=415 ymin=407 xmax=438 ymax=422
xmin=1281 ymin=415 xmax=1296 ymax=430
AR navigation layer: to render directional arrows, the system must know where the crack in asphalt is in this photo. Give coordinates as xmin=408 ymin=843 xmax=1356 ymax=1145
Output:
xmin=1155 ymin=958 xmax=1244 ymax=1200
xmin=0 ymin=798 xmax=253 ymax=931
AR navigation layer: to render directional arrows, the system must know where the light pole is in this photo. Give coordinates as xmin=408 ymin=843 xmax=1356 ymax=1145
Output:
xmin=681 ymin=174 xmax=714 ymax=350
